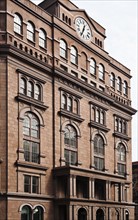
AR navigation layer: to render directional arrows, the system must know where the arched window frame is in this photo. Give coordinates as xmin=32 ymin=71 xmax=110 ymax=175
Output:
xmin=14 ymin=13 xmax=22 ymax=35
xmin=117 ymin=143 xmax=126 ymax=176
xmin=99 ymin=64 xmax=105 ymax=81
xmin=73 ymin=99 xmax=79 ymax=114
xmin=35 ymin=84 xmax=41 ymax=101
xmin=94 ymin=134 xmax=105 ymax=171
xmin=60 ymin=39 xmax=67 ymax=59
xmin=39 ymin=29 xmax=46 ymax=48
xmin=67 ymin=97 xmax=73 ymax=112
xmin=64 ymin=125 xmax=78 ymax=165
xmin=23 ymin=112 xmax=40 ymax=164
xmin=123 ymin=80 xmax=128 ymax=96
xmin=117 ymin=77 xmax=122 ymax=92
xmin=70 ymin=46 xmax=78 ymax=65
xmin=27 ymin=21 xmax=35 ymax=42
xmin=61 ymin=94 xmax=67 ymax=110
xmin=90 ymin=58 xmax=96 ymax=76
xmin=110 ymin=72 xmax=115 ymax=88
xmin=20 ymin=77 xmax=27 ymax=95
xmin=28 ymin=81 xmax=34 ymax=98
xmin=21 ymin=205 xmax=31 ymax=220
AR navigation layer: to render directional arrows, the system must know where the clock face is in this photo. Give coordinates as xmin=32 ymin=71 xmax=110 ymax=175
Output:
xmin=75 ymin=17 xmax=92 ymax=41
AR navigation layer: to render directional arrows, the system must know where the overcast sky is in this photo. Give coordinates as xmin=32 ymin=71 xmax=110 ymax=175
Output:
xmin=31 ymin=0 xmax=138 ymax=161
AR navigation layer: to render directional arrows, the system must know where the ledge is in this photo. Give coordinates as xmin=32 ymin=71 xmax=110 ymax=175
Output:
xmin=15 ymin=94 xmax=48 ymax=111
xmin=89 ymin=121 xmax=110 ymax=132
xmin=58 ymin=110 xmax=84 ymax=123
xmin=15 ymin=160 xmax=48 ymax=171
xmin=113 ymin=132 xmax=131 ymax=140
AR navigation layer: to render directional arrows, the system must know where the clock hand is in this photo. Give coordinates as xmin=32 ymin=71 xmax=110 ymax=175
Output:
xmin=80 ymin=25 xmax=85 ymax=36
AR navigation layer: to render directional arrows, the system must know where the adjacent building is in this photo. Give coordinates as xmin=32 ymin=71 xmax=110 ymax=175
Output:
xmin=132 ymin=161 xmax=138 ymax=220
xmin=0 ymin=0 xmax=136 ymax=219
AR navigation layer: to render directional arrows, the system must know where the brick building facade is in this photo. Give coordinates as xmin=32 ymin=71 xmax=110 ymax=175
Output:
xmin=0 ymin=0 xmax=136 ymax=219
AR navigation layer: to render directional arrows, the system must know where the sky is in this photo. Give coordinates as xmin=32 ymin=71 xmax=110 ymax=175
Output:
xmin=31 ymin=0 xmax=138 ymax=161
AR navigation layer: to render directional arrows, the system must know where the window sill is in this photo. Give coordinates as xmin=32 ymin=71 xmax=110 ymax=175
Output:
xmin=15 ymin=94 xmax=48 ymax=111
xmin=113 ymin=131 xmax=130 ymax=140
xmin=58 ymin=109 xmax=84 ymax=123
xmin=15 ymin=160 xmax=48 ymax=171
xmin=89 ymin=121 xmax=110 ymax=132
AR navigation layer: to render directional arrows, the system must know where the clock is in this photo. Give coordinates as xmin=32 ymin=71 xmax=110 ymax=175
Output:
xmin=75 ymin=17 xmax=92 ymax=41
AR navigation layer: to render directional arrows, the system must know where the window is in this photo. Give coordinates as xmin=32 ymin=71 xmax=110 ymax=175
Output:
xmin=67 ymin=97 xmax=72 ymax=112
xmin=90 ymin=58 xmax=96 ymax=76
xmin=35 ymin=84 xmax=41 ymax=100
xmin=61 ymin=92 xmax=79 ymax=114
xmin=70 ymin=46 xmax=78 ymax=65
xmin=92 ymin=106 xmax=105 ymax=125
xmin=39 ymin=29 xmax=46 ymax=48
xmin=117 ymin=77 xmax=122 ymax=92
xmin=20 ymin=78 xmax=27 ymax=95
xmin=117 ymin=143 xmax=126 ymax=176
xmin=24 ymin=175 xmax=39 ymax=194
xmin=19 ymin=76 xmax=42 ymax=101
xmin=27 ymin=21 xmax=35 ymax=42
xmin=28 ymin=81 xmax=34 ymax=98
xmin=21 ymin=205 xmax=44 ymax=220
xmin=123 ymin=81 xmax=128 ymax=95
xmin=114 ymin=116 xmax=127 ymax=135
xmin=23 ymin=113 xmax=40 ymax=163
xmin=94 ymin=134 xmax=104 ymax=171
xmin=60 ymin=39 xmax=67 ymax=59
xmin=99 ymin=64 xmax=104 ymax=80
xmin=110 ymin=72 xmax=115 ymax=88
xmin=21 ymin=205 xmax=31 ymax=220
xmin=64 ymin=125 xmax=77 ymax=165
xmin=14 ymin=13 xmax=22 ymax=34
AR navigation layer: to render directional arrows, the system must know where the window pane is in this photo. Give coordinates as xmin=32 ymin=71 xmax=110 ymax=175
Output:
xmin=14 ymin=14 xmax=22 ymax=34
xmin=32 ymin=142 xmax=39 ymax=163
xmin=35 ymin=85 xmax=41 ymax=100
xmin=24 ymin=175 xmax=31 ymax=193
xmin=33 ymin=207 xmax=43 ymax=220
xmin=21 ymin=206 xmax=31 ymax=220
xmin=23 ymin=116 xmax=30 ymax=136
xmin=70 ymin=46 xmax=77 ymax=64
xmin=90 ymin=59 xmax=96 ymax=75
xmin=32 ymin=176 xmax=39 ymax=193
xmin=60 ymin=40 xmax=67 ymax=58
xmin=39 ymin=29 xmax=46 ymax=48
xmin=28 ymin=81 xmax=33 ymax=97
xmin=20 ymin=78 xmax=26 ymax=95
xmin=99 ymin=64 xmax=104 ymax=80
xmin=27 ymin=22 xmax=34 ymax=41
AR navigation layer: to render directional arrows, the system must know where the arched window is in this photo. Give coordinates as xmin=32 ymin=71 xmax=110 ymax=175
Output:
xmin=35 ymin=84 xmax=41 ymax=100
xmin=70 ymin=46 xmax=78 ymax=65
xmin=96 ymin=109 xmax=100 ymax=123
xmin=39 ymin=29 xmax=46 ymax=48
xmin=78 ymin=208 xmax=87 ymax=220
xmin=20 ymin=78 xmax=27 ymax=95
xmin=96 ymin=209 xmax=104 ymax=220
xmin=117 ymin=77 xmax=122 ymax=92
xmin=27 ymin=21 xmax=35 ymax=41
xmin=110 ymin=72 xmax=115 ymax=88
xmin=28 ymin=81 xmax=34 ymax=98
xmin=33 ymin=206 xmax=44 ymax=220
xmin=60 ymin=39 xmax=67 ymax=59
xmin=67 ymin=97 xmax=72 ymax=112
xmin=23 ymin=113 xmax=40 ymax=163
xmin=94 ymin=134 xmax=104 ymax=171
xmin=99 ymin=64 xmax=104 ymax=80
xmin=117 ymin=143 xmax=126 ymax=176
xmin=100 ymin=111 xmax=104 ymax=124
xmin=81 ymin=52 xmax=87 ymax=70
xmin=64 ymin=125 xmax=77 ymax=165
xmin=14 ymin=13 xmax=22 ymax=34
xmin=74 ymin=99 xmax=78 ymax=114
xmin=90 ymin=58 xmax=96 ymax=76
xmin=125 ymin=210 xmax=129 ymax=220
xmin=21 ymin=205 xmax=31 ymax=220
xmin=61 ymin=94 xmax=67 ymax=110
xmin=21 ymin=205 xmax=44 ymax=220
xmin=123 ymin=81 xmax=128 ymax=95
